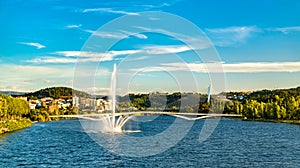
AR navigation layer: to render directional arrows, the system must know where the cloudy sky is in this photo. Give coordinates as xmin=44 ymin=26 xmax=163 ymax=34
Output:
xmin=0 ymin=0 xmax=300 ymax=94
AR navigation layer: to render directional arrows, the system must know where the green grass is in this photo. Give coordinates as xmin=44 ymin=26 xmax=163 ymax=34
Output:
xmin=0 ymin=118 xmax=32 ymax=134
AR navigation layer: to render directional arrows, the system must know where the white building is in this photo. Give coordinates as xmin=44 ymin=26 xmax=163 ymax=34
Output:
xmin=72 ymin=96 xmax=79 ymax=107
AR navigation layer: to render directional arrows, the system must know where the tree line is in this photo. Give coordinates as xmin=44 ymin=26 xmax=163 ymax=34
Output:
xmin=0 ymin=94 xmax=78 ymax=122
xmin=225 ymin=87 xmax=300 ymax=120
xmin=0 ymin=94 xmax=30 ymax=121
xmin=118 ymin=92 xmax=210 ymax=112
xmin=2 ymin=86 xmax=300 ymax=124
xmin=120 ymin=87 xmax=300 ymax=121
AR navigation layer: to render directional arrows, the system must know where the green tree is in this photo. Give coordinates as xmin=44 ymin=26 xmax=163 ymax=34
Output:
xmin=0 ymin=96 xmax=8 ymax=121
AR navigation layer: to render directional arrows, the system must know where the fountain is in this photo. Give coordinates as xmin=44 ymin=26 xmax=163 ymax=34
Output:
xmin=79 ymin=67 xmax=217 ymax=133
xmin=100 ymin=63 xmax=131 ymax=133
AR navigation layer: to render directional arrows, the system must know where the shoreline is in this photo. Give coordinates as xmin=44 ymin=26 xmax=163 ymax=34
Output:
xmin=246 ymin=118 xmax=300 ymax=125
xmin=229 ymin=117 xmax=300 ymax=125
xmin=1 ymin=116 xmax=299 ymax=135
xmin=0 ymin=119 xmax=33 ymax=134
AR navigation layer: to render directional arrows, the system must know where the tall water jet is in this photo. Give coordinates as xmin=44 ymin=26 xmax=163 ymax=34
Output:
xmin=105 ymin=63 xmax=131 ymax=133
xmin=111 ymin=63 xmax=117 ymax=130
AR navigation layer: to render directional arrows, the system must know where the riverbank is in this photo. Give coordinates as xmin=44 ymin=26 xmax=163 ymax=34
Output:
xmin=238 ymin=118 xmax=300 ymax=125
xmin=0 ymin=119 xmax=32 ymax=134
xmin=252 ymin=119 xmax=300 ymax=124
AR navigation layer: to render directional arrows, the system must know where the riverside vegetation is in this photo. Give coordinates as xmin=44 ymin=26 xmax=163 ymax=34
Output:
xmin=119 ymin=87 xmax=300 ymax=123
xmin=1 ymin=86 xmax=300 ymax=134
xmin=224 ymin=87 xmax=300 ymax=123
xmin=0 ymin=87 xmax=79 ymax=134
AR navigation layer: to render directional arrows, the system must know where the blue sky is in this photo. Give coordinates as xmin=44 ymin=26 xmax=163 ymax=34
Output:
xmin=0 ymin=0 xmax=300 ymax=94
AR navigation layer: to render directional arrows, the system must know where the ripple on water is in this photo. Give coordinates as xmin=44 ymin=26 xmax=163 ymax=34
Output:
xmin=0 ymin=118 xmax=299 ymax=167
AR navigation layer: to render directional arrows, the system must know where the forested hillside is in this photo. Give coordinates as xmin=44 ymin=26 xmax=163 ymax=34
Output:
xmin=24 ymin=87 xmax=89 ymax=99
xmin=225 ymin=87 xmax=300 ymax=120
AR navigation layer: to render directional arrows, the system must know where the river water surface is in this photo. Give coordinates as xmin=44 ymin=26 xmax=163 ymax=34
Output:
xmin=1 ymin=117 xmax=300 ymax=167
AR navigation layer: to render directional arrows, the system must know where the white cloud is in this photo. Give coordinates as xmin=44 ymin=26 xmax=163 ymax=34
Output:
xmin=0 ymin=64 xmax=74 ymax=91
xmin=223 ymin=62 xmax=300 ymax=73
xmin=55 ymin=46 xmax=192 ymax=57
xmin=206 ymin=26 xmax=258 ymax=34
xmin=56 ymin=51 xmax=109 ymax=57
xmin=44 ymin=80 xmax=56 ymax=84
xmin=84 ymin=29 xmax=147 ymax=39
xmin=205 ymin=26 xmax=300 ymax=45
xmin=0 ymin=63 xmax=112 ymax=92
xmin=136 ymin=3 xmax=170 ymax=9
xmin=142 ymin=45 xmax=192 ymax=54
xmin=0 ymin=85 xmax=33 ymax=92
xmin=44 ymin=79 xmax=73 ymax=85
xmin=205 ymin=26 xmax=260 ymax=46
xmin=82 ymin=8 xmax=139 ymax=16
xmin=120 ymin=30 xmax=147 ymax=39
xmin=83 ymin=87 xmax=110 ymax=94
xmin=26 ymin=50 xmax=142 ymax=64
xmin=121 ymin=56 xmax=150 ymax=62
xmin=66 ymin=24 xmax=82 ymax=29
xmin=131 ymin=62 xmax=300 ymax=73
xmin=27 ymin=57 xmax=103 ymax=64
xmin=26 ymin=44 xmax=195 ymax=64
xmin=135 ymin=26 xmax=211 ymax=50
xmin=84 ymin=30 xmax=127 ymax=39
xmin=0 ymin=64 xmax=74 ymax=78
xmin=57 ymin=50 xmax=140 ymax=59
xmin=19 ymin=42 xmax=46 ymax=49
xmin=266 ymin=26 xmax=300 ymax=34
xmin=27 ymin=57 xmax=77 ymax=64
xmin=108 ymin=50 xmax=141 ymax=56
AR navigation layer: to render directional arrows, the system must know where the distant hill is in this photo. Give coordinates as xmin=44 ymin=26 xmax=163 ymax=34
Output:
xmin=24 ymin=87 xmax=90 ymax=99
xmin=0 ymin=91 xmax=28 ymax=96
xmin=247 ymin=86 xmax=300 ymax=102
xmin=226 ymin=86 xmax=300 ymax=102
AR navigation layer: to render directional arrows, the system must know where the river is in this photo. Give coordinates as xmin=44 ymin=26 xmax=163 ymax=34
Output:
xmin=0 ymin=116 xmax=300 ymax=167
